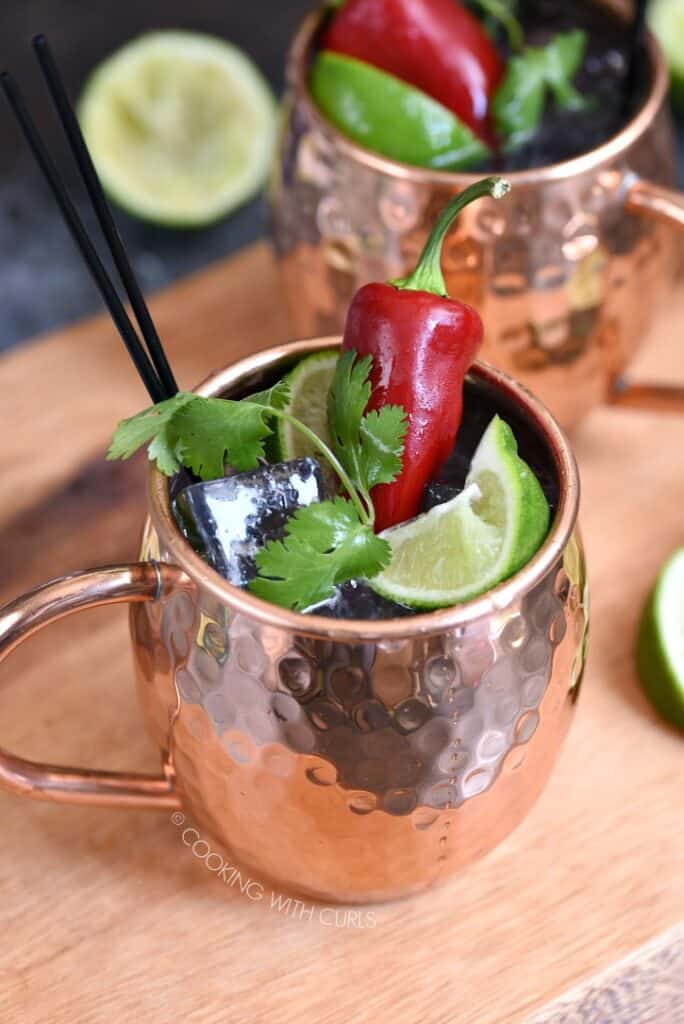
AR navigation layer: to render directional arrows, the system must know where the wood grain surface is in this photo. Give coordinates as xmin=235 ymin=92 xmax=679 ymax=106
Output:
xmin=0 ymin=242 xmax=682 ymax=1024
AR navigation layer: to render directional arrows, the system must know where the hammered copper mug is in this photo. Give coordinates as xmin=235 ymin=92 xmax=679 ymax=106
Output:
xmin=0 ymin=340 xmax=587 ymax=903
xmin=271 ymin=5 xmax=684 ymax=433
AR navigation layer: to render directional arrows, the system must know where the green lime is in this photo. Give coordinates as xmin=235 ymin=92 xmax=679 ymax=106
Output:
xmin=276 ymin=351 xmax=338 ymax=463
xmin=78 ymin=31 xmax=277 ymax=227
xmin=649 ymin=0 xmax=684 ymax=109
xmin=370 ymin=416 xmax=550 ymax=609
xmin=309 ymin=51 xmax=490 ymax=171
xmin=637 ymin=549 xmax=684 ymax=732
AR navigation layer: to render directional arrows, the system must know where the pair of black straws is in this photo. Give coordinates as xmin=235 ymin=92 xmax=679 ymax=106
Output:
xmin=1 ymin=36 xmax=177 ymax=404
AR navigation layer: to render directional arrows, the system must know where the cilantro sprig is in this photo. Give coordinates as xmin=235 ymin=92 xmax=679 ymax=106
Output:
xmin=109 ymin=378 xmax=368 ymax=523
xmin=108 ymin=350 xmax=408 ymax=611
xmin=252 ymin=353 xmax=407 ymax=609
xmin=250 ymin=498 xmax=392 ymax=611
xmin=327 ymin=350 xmax=408 ymax=522
xmin=492 ymin=30 xmax=589 ymax=149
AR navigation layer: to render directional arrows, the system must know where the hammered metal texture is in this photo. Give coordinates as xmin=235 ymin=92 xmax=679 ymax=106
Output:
xmin=132 ymin=528 xmax=587 ymax=904
xmin=129 ymin=341 xmax=587 ymax=904
xmin=270 ymin=14 xmax=678 ymax=434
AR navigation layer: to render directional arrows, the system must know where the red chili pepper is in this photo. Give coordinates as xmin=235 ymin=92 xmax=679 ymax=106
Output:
xmin=341 ymin=177 xmax=510 ymax=532
xmin=321 ymin=0 xmax=504 ymax=141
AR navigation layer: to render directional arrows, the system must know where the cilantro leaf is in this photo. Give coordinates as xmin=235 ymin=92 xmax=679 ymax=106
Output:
xmin=472 ymin=0 xmax=523 ymax=51
xmin=546 ymin=31 xmax=590 ymax=108
xmin=492 ymin=30 xmax=589 ymax=148
xmin=358 ymin=406 xmax=408 ymax=490
xmin=327 ymin=349 xmax=407 ymax=505
xmin=249 ymin=497 xmax=391 ymax=611
xmin=147 ymin=427 xmax=185 ymax=476
xmin=107 ymin=393 xmax=196 ymax=474
xmin=248 ymin=379 xmax=291 ymax=410
xmin=170 ymin=398 xmax=273 ymax=479
xmin=108 ymin=392 xmax=277 ymax=480
xmin=328 ymin=350 xmax=373 ymax=454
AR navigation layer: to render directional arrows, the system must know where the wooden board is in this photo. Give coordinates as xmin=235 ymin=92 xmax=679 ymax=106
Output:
xmin=0 ymin=241 xmax=682 ymax=1024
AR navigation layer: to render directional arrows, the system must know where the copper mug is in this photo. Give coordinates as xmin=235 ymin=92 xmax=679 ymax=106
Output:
xmin=271 ymin=5 xmax=684 ymax=433
xmin=0 ymin=340 xmax=587 ymax=903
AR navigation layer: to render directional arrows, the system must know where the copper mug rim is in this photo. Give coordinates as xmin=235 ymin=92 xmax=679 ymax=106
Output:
xmin=148 ymin=337 xmax=580 ymax=642
xmin=287 ymin=4 xmax=669 ymax=188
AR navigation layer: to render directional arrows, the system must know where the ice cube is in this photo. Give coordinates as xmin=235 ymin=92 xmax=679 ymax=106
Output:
xmin=172 ymin=459 xmax=325 ymax=586
xmin=307 ymin=580 xmax=414 ymax=620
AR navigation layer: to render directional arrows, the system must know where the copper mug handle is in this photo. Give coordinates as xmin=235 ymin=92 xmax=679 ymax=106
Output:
xmin=611 ymin=174 xmax=684 ymax=415
xmin=0 ymin=562 xmax=183 ymax=810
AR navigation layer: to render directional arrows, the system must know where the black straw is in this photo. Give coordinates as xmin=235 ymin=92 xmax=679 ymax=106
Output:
xmin=623 ymin=0 xmax=649 ymax=114
xmin=32 ymin=34 xmax=179 ymax=399
xmin=0 ymin=70 xmax=166 ymax=404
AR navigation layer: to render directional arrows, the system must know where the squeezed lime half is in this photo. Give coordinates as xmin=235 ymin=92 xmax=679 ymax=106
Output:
xmin=79 ymin=31 xmax=277 ymax=227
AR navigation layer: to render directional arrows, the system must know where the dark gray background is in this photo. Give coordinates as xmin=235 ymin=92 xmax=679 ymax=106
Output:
xmin=0 ymin=0 xmax=682 ymax=352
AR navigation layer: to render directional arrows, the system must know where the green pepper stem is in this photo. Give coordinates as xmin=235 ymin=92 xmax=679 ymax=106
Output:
xmin=391 ymin=176 xmax=510 ymax=298
xmin=268 ymin=407 xmax=373 ymax=526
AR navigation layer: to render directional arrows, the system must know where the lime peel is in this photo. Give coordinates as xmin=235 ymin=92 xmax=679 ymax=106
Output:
xmin=276 ymin=351 xmax=338 ymax=466
xmin=649 ymin=0 xmax=684 ymax=110
xmin=370 ymin=416 xmax=551 ymax=609
xmin=310 ymin=51 xmax=490 ymax=171
xmin=637 ymin=548 xmax=684 ymax=732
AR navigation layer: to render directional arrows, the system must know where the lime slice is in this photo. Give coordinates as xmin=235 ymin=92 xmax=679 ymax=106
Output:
xmin=309 ymin=51 xmax=489 ymax=171
xmin=276 ymin=351 xmax=338 ymax=462
xmin=370 ymin=416 xmax=551 ymax=609
xmin=78 ymin=32 xmax=277 ymax=227
xmin=637 ymin=549 xmax=684 ymax=732
xmin=649 ymin=0 xmax=684 ymax=109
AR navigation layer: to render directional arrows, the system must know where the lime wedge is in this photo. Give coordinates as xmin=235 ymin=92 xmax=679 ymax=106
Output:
xmin=370 ymin=416 xmax=551 ymax=609
xmin=78 ymin=32 xmax=277 ymax=227
xmin=649 ymin=0 xmax=684 ymax=109
xmin=309 ymin=52 xmax=489 ymax=171
xmin=637 ymin=549 xmax=684 ymax=731
xmin=276 ymin=351 xmax=337 ymax=462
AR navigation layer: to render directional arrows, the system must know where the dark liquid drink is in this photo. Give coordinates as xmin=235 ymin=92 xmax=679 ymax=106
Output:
xmin=173 ymin=368 xmax=559 ymax=621
xmin=486 ymin=0 xmax=651 ymax=171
